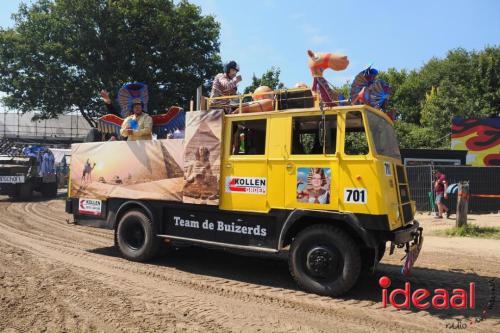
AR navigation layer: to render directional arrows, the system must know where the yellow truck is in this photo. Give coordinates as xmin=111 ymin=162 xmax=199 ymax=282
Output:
xmin=66 ymin=88 xmax=422 ymax=296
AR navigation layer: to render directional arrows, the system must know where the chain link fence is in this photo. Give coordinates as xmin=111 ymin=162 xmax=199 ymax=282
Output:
xmin=406 ymin=165 xmax=500 ymax=213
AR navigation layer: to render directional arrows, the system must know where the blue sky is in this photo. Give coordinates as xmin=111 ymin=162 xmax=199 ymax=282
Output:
xmin=1 ymin=0 xmax=499 ymax=91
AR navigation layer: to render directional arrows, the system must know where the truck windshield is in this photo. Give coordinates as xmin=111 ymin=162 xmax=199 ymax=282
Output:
xmin=366 ymin=111 xmax=401 ymax=160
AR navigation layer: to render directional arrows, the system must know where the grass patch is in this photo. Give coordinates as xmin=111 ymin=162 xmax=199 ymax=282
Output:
xmin=436 ymin=224 xmax=500 ymax=239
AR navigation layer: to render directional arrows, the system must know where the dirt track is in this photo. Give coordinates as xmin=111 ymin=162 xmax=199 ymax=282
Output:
xmin=0 ymin=195 xmax=499 ymax=332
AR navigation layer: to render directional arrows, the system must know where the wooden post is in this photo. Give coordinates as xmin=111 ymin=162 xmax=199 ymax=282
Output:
xmin=200 ymin=96 xmax=207 ymax=111
xmin=456 ymin=181 xmax=469 ymax=228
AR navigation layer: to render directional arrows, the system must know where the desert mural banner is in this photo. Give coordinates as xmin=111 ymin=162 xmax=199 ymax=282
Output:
xmin=70 ymin=139 xmax=184 ymax=201
xmin=182 ymin=110 xmax=223 ymax=205
xmin=451 ymin=117 xmax=500 ymax=166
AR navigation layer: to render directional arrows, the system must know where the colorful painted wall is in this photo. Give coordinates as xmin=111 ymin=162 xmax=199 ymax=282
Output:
xmin=451 ymin=117 xmax=500 ymax=166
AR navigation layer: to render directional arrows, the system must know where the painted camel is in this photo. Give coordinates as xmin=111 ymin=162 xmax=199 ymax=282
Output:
xmin=81 ymin=160 xmax=96 ymax=183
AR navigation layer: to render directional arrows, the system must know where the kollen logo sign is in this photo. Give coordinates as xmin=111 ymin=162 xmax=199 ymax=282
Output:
xmin=225 ymin=177 xmax=266 ymax=195
xmin=78 ymin=198 xmax=102 ymax=216
xmin=379 ymin=276 xmax=475 ymax=310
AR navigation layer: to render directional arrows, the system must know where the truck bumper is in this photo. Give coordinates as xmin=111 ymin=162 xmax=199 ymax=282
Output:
xmin=390 ymin=220 xmax=422 ymax=245
xmin=0 ymin=183 xmax=20 ymax=195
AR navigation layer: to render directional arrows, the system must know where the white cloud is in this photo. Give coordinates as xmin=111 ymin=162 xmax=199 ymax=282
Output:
xmin=311 ymin=34 xmax=328 ymax=45
xmin=262 ymin=0 xmax=277 ymax=8
xmin=300 ymin=23 xmax=330 ymax=46
xmin=301 ymin=23 xmax=317 ymax=35
xmin=289 ymin=12 xmax=305 ymax=20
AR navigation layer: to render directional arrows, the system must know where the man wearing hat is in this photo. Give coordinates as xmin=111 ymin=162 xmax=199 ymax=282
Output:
xmin=119 ymin=98 xmax=153 ymax=141
xmin=100 ymin=89 xmax=152 ymax=141
xmin=209 ymin=60 xmax=242 ymax=111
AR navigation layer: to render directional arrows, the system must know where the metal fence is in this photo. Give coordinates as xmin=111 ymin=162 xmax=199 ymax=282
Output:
xmin=406 ymin=165 xmax=500 ymax=213
xmin=0 ymin=111 xmax=91 ymax=142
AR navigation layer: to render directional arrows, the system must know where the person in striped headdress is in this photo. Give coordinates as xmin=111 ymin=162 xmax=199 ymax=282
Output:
xmin=297 ymin=168 xmax=330 ymax=204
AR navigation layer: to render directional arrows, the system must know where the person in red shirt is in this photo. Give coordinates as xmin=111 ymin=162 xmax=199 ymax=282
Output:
xmin=433 ymin=170 xmax=450 ymax=218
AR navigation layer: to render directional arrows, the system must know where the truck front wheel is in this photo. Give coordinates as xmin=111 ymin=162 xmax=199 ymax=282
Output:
xmin=115 ymin=210 xmax=160 ymax=262
xmin=289 ymin=225 xmax=361 ymax=297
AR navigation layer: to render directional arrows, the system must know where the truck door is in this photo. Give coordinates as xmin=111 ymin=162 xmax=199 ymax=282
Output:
xmin=220 ymin=118 xmax=269 ymax=212
xmin=284 ymin=114 xmax=339 ymax=210
xmin=338 ymin=111 xmax=374 ymax=214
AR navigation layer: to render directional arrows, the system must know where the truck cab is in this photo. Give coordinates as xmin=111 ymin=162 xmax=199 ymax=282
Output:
xmin=66 ymin=88 xmax=422 ymax=297
xmin=221 ymin=104 xmax=413 ymax=228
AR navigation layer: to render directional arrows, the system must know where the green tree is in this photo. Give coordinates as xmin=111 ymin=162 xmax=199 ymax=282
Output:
xmin=243 ymin=67 xmax=285 ymax=94
xmin=393 ymin=121 xmax=441 ymax=149
xmin=0 ymin=0 xmax=222 ymax=126
xmin=376 ymin=46 xmax=500 ymax=149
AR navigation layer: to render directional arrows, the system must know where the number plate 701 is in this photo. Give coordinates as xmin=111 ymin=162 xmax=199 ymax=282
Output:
xmin=344 ymin=188 xmax=367 ymax=204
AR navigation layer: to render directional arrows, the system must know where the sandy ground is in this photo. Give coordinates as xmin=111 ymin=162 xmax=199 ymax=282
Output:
xmin=0 ymin=194 xmax=499 ymax=333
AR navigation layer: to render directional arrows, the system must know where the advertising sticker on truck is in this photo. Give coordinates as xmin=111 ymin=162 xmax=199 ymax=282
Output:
xmin=297 ymin=168 xmax=331 ymax=204
xmin=225 ymin=177 xmax=266 ymax=194
xmin=78 ymin=198 xmax=102 ymax=216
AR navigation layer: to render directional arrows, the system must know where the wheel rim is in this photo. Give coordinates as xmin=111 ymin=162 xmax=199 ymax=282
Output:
xmin=122 ymin=219 xmax=145 ymax=250
xmin=304 ymin=245 xmax=342 ymax=279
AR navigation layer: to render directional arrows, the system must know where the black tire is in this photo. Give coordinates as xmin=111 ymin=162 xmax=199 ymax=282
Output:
xmin=18 ymin=183 xmax=33 ymax=200
xmin=41 ymin=182 xmax=58 ymax=198
xmin=289 ymin=225 xmax=361 ymax=297
xmin=115 ymin=210 xmax=160 ymax=262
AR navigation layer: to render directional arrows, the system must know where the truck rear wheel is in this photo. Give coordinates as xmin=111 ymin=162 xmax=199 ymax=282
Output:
xmin=289 ymin=225 xmax=361 ymax=297
xmin=115 ymin=210 xmax=160 ymax=262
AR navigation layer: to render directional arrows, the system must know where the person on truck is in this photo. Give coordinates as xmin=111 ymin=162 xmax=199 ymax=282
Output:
xmin=98 ymin=89 xmax=122 ymax=141
xmin=100 ymin=89 xmax=124 ymax=117
xmin=119 ymin=99 xmax=153 ymax=141
xmin=100 ymin=90 xmax=152 ymax=141
xmin=209 ymin=61 xmax=242 ymax=112
xmin=40 ymin=149 xmax=55 ymax=176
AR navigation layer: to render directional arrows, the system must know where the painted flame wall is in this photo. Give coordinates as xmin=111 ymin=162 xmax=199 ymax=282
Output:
xmin=451 ymin=117 xmax=500 ymax=166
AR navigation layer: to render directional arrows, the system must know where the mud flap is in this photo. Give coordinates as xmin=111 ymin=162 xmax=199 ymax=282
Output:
xmin=400 ymin=226 xmax=423 ymax=276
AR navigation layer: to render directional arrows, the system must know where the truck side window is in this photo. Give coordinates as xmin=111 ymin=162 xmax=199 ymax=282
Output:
xmin=292 ymin=115 xmax=337 ymax=155
xmin=344 ymin=111 xmax=369 ymax=155
xmin=231 ymin=119 xmax=266 ymax=155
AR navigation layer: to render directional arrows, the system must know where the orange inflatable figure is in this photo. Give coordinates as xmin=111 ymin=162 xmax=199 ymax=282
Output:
xmin=253 ymin=86 xmax=274 ymax=101
xmin=307 ymin=50 xmax=349 ymax=106
xmin=238 ymin=99 xmax=274 ymax=113
xmin=232 ymin=86 xmax=274 ymax=114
